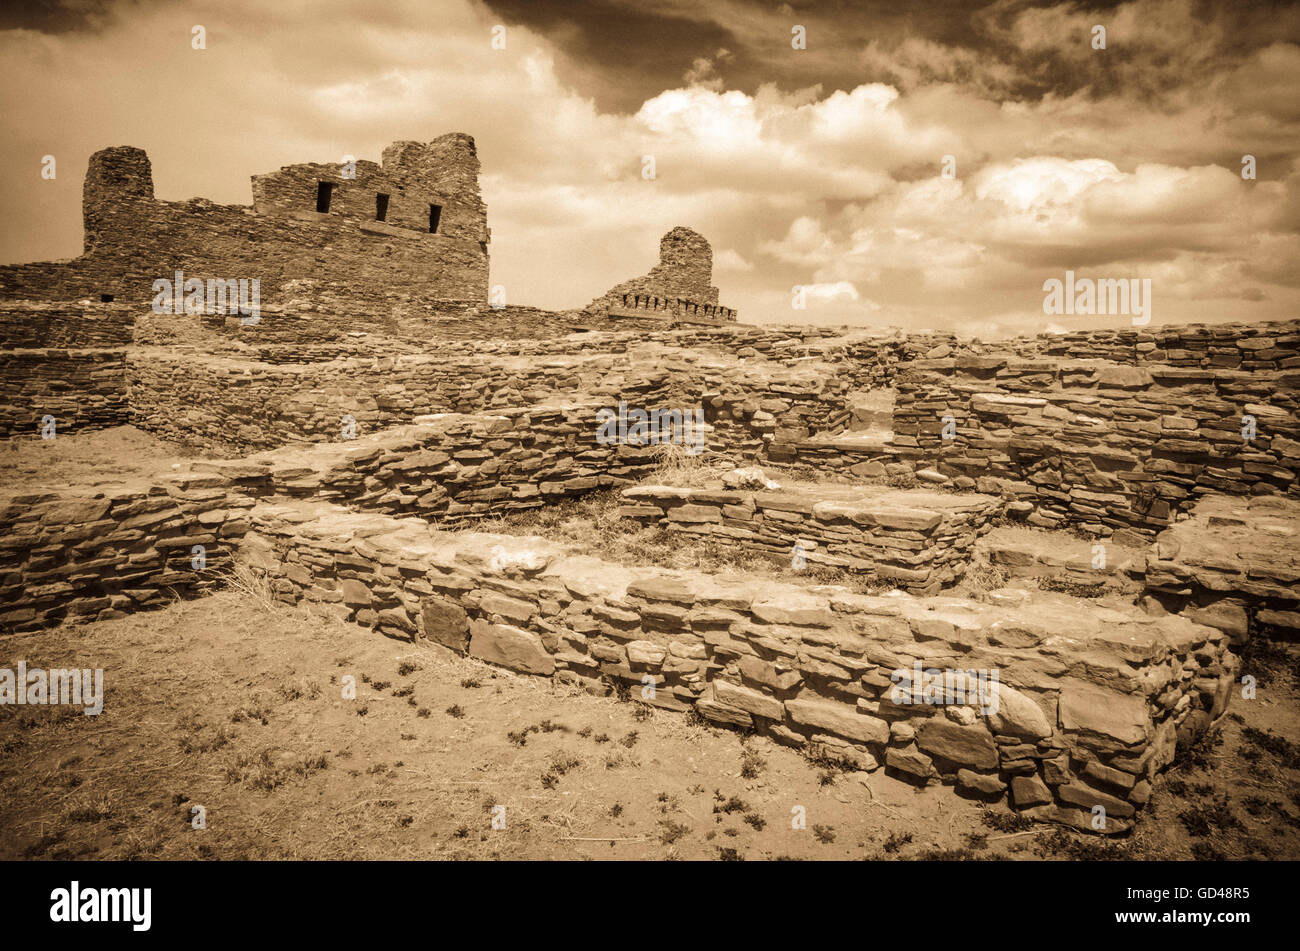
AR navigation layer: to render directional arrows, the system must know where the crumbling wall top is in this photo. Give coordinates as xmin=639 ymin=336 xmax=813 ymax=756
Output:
xmin=586 ymin=225 xmax=728 ymax=318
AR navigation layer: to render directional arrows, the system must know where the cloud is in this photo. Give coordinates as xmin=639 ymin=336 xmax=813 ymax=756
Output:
xmin=800 ymin=282 xmax=860 ymax=303
xmin=0 ymin=0 xmax=1295 ymax=334
xmin=714 ymin=248 xmax=753 ymax=271
xmin=683 ymin=47 xmax=733 ymax=91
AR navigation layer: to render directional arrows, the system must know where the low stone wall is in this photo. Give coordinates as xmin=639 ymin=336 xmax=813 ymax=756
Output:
xmin=124 ymin=341 xmax=857 ymax=457
xmin=0 ymin=478 xmax=252 ymax=634
xmin=777 ymin=358 xmax=1300 ymax=540
xmin=0 ymin=302 xmax=134 ymax=438
xmin=125 ymin=350 xmax=658 ymax=453
xmin=1144 ymin=494 xmax=1300 ymax=643
xmin=0 ymin=349 xmax=129 ymax=438
xmin=1021 ymin=320 xmax=1300 ymax=370
xmin=240 ymin=501 xmax=1235 ymax=834
xmin=189 ymin=405 xmax=664 ymax=520
xmin=617 ymin=482 xmax=1000 ymax=594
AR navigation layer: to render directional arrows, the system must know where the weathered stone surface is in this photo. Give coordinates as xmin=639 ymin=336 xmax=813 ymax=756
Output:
xmin=697 ymin=694 xmax=754 ymax=728
xmin=468 ymin=619 xmax=554 ymax=676
xmin=985 ymin=683 xmax=1052 ymax=740
xmin=886 ymin=745 xmax=936 ymax=780
xmin=1010 ymin=773 xmax=1053 ymax=808
xmin=421 ymin=596 xmax=469 ymax=652
xmin=1058 ymin=681 xmax=1150 ymax=746
xmin=625 ymin=639 xmax=668 ymax=666
xmin=713 ymin=679 xmax=785 ymax=720
xmin=1057 ymin=781 xmax=1136 ymax=820
xmin=751 ymin=591 xmax=834 ymax=627
xmin=340 ymin=579 xmax=372 ymax=607
xmin=480 ymin=592 xmax=535 ymax=625
xmin=956 ymin=768 xmax=1006 ymax=796
xmin=786 ymin=697 xmax=889 ymax=745
xmin=914 ymin=719 xmax=998 ymax=769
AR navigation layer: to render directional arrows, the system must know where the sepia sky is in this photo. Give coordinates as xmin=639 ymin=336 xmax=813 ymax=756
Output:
xmin=1 ymin=0 xmax=1297 ymax=333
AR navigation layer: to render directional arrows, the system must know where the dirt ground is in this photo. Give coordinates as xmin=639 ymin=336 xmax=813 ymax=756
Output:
xmin=0 ymin=425 xmax=199 ymax=491
xmin=2 ymin=587 xmax=1297 ymax=861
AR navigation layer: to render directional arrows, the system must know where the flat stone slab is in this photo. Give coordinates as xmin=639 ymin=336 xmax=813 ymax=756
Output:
xmin=1148 ymin=494 xmax=1300 ymax=604
xmin=627 ymin=482 xmax=1000 ymax=522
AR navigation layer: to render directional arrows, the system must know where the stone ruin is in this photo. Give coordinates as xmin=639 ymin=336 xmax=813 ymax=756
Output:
xmin=1 ymin=132 xmax=1296 ymax=836
xmin=0 ymin=135 xmax=490 ymax=314
xmin=586 ymin=226 xmax=737 ymax=324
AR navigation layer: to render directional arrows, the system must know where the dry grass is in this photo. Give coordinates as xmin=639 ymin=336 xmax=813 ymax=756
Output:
xmin=647 ymin=440 xmax=727 ymax=487
xmin=221 ymin=560 xmax=279 ymax=614
xmin=954 ymin=560 xmax=1009 ymax=597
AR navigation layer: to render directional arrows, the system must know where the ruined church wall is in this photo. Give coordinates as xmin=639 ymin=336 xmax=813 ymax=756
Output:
xmin=0 ymin=139 xmax=489 ymax=310
xmin=586 ymin=226 xmax=727 ymax=318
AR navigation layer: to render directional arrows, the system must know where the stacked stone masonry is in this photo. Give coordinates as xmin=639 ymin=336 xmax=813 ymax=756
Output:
xmin=0 ymin=135 xmax=489 ymax=311
xmin=0 ymin=479 xmax=251 ymax=634
xmin=618 ymin=483 xmax=1001 ymax=594
xmin=192 ymin=405 xmax=663 ymax=520
xmin=0 ymin=302 xmax=134 ymax=437
xmin=241 ymin=502 xmax=1237 ymax=835
xmin=1144 ymin=494 xmax=1300 ymax=643
xmin=586 ymin=226 xmax=735 ymax=320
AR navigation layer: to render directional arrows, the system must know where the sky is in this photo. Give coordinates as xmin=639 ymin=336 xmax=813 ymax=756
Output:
xmin=0 ymin=0 xmax=1297 ymax=335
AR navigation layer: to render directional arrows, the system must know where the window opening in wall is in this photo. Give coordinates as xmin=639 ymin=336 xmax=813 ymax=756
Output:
xmin=100 ymin=294 xmax=114 ymax=302
xmin=376 ymin=193 xmax=390 ymax=222
xmin=428 ymin=203 xmax=442 ymax=233
xmin=316 ymin=181 xmax=334 ymax=213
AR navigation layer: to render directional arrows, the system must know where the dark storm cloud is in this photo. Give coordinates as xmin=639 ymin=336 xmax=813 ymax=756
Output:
xmin=483 ymin=0 xmax=1300 ymax=111
xmin=0 ymin=0 xmax=131 ymax=33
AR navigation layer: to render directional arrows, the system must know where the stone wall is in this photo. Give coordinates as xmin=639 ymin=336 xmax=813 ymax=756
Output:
xmin=893 ymin=359 xmax=1298 ymax=538
xmin=1016 ymin=321 xmax=1300 ymax=370
xmin=586 ymin=227 xmax=728 ymax=317
xmin=241 ymin=502 xmax=1235 ymax=834
xmin=617 ymin=482 xmax=1000 ymax=594
xmin=0 ymin=136 xmax=489 ymax=311
xmin=0 ymin=302 xmax=134 ymax=348
xmin=777 ymin=345 xmax=1300 ymax=540
xmin=125 ymin=351 xmax=686 ymax=454
xmin=0 ymin=349 xmax=129 ymax=438
xmin=123 ymin=340 xmax=856 ymax=456
xmin=193 ymin=406 xmax=663 ymax=521
xmin=1144 ymin=494 xmax=1300 ymax=643
xmin=0 ymin=301 xmax=134 ymax=438
xmin=607 ymin=293 xmax=737 ymax=323
xmin=0 ymin=478 xmax=251 ymax=634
